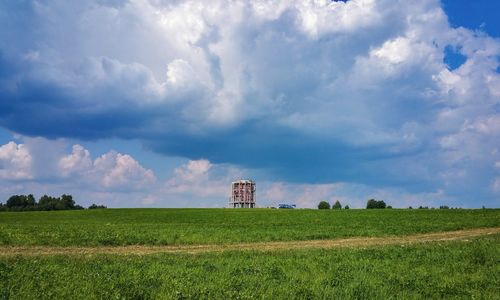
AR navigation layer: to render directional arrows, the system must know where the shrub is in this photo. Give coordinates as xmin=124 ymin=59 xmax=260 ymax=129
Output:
xmin=88 ymin=204 xmax=107 ymax=209
xmin=318 ymin=201 xmax=330 ymax=210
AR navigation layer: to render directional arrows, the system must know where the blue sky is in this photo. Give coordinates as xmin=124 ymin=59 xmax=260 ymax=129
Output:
xmin=0 ymin=0 xmax=499 ymax=208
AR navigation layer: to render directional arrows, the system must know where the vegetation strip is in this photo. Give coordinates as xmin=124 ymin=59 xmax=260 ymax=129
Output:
xmin=1 ymin=227 xmax=498 ymax=256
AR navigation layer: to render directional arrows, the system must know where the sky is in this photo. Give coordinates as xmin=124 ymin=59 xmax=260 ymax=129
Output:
xmin=0 ymin=0 xmax=499 ymax=209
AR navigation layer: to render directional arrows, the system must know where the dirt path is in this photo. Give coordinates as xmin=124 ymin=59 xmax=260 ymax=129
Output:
xmin=1 ymin=227 xmax=498 ymax=257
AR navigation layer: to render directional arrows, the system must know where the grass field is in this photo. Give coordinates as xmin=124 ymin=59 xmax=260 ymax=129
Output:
xmin=0 ymin=208 xmax=498 ymax=246
xmin=1 ymin=235 xmax=498 ymax=299
xmin=0 ymin=208 xmax=499 ymax=299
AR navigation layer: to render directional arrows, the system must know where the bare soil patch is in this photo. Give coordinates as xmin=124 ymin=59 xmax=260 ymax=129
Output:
xmin=1 ymin=227 xmax=498 ymax=257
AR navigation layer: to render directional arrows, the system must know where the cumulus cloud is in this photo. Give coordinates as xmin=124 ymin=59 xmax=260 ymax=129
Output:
xmin=0 ymin=141 xmax=32 ymax=180
xmin=0 ymin=138 xmax=156 ymax=192
xmin=165 ymin=159 xmax=241 ymax=197
xmin=59 ymin=144 xmax=92 ymax=176
xmin=58 ymin=145 xmax=157 ymax=190
xmin=0 ymin=0 xmax=499 ymax=205
xmin=94 ymin=151 xmax=156 ymax=189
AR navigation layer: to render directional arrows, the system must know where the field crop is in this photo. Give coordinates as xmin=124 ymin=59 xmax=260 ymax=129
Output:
xmin=0 ymin=234 xmax=498 ymax=299
xmin=0 ymin=208 xmax=498 ymax=247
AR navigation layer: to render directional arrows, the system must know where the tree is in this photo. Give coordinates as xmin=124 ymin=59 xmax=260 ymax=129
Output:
xmin=1 ymin=194 xmax=84 ymax=212
xmin=366 ymin=199 xmax=386 ymax=209
xmin=38 ymin=195 xmax=58 ymax=211
xmin=332 ymin=200 xmax=342 ymax=209
xmin=60 ymin=194 xmax=75 ymax=210
xmin=344 ymin=205 xmax=350 ymax=210
xmin=27 ymin=194 xmax=36 ymax=206
xmin=6 ymin=195 xmax=36 ymax=210
xmin=318 ymin=201 xmax=330 ymax=210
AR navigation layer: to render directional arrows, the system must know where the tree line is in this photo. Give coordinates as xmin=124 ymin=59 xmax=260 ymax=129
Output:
xmin=318 ymin=200 xmax=348 ymax=210
xmin=317 ymin=199 xmax=390 ymax=209
xmin=0 ymin=194 xmax=106 ymax=212
xmin=318 ymin=198 xmax=468 ymax=209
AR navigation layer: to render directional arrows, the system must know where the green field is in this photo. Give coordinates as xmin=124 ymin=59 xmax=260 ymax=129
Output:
xmin=1 ymin=235 xmax=498 ymax=299
xmin=0 ymin=208 xmax=498 ymax=246
xmin=0 ymin=209 xmax=499 ymax=299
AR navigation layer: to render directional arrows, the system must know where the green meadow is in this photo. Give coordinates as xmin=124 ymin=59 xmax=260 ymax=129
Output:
xmin=1 ymin=235 xmax=498 ymax=299
xmin=0 ymin=208 xmax=499 ymax=299
xmin=0 ymin=208 xmax=498 ymax=246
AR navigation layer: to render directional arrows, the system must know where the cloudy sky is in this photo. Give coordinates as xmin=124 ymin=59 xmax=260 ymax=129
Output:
xmin=1 ymin=0 xmax=499 ymax=208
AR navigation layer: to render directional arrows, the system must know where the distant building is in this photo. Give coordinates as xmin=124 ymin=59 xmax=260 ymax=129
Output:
xmin=229 ymin=180 xmax=256 ymax=208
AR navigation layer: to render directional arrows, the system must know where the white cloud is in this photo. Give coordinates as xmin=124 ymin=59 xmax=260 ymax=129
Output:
xmin=0 ymin=142 xmax=32 ymax=180
xmin=293 ymin=0 xmax=381 ymax=37
xmin=164 ymin=159 xmax=237 ymax=197
xmin=59 ymin=144 xmax=92 ymax=176
xmin=173 ymin=159 xmax=212 ymax=181
xmin=0 ymin=138 xmax=156 ymax=192
xmin=94 ymin=151 xmax=156 ymax=189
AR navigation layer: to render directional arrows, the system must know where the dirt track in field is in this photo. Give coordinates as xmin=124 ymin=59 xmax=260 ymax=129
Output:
xmin=1 ymin=227 xmax=499 ymax=257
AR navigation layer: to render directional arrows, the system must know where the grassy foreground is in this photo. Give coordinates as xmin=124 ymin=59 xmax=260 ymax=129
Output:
xmin=0 ymin=208 xmax=499 ymax=246
xmin=1 ymin=235 xmax=498 ymax=299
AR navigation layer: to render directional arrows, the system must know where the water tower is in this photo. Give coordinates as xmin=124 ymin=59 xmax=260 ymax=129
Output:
xmin=229 ymin=180 xmax=256 ymax=208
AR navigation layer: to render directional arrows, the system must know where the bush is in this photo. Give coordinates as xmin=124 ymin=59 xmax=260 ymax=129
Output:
xmin=366 ymin=199 xmax=386 ymax=209
xmin=88 ymin=204 xmax=107 ymax=209
xmin=317 ymin=201 xmax=330 ymax=210
xmin=344 ymin=205 xmax=350 ymax=210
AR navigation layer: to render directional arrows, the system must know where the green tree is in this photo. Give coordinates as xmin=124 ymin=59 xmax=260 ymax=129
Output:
xmin=38 ymin=195 xmax=58 ymax=211
xmin=2 ymin=194 xmax=83 ymax=212
xmin=6 ymin=195 xmax=36 ymax=210
xmin=366 ymin=199 xmax=386 ymax=209
xmin=332 ymin=200 xmax=342 ymax=209
xmin=344 ymin=205 xmax=350 ymax=210
xmin=60 ymin=194 xmax=75 ymax=210
xmin=318 ymin=201 xmax=330 ymax=210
